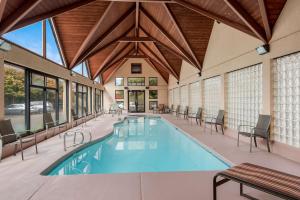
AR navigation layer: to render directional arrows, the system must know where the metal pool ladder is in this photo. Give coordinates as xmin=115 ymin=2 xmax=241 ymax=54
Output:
xmin=63 ymin=129 xmax=92 ymax=151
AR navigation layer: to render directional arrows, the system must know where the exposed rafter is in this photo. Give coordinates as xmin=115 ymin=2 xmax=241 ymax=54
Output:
xmin=103 ymin=58 xmax=129 ymax=84
xmin=69 ymin=6 xmax=136 ymax=68
xmin=145 ymin=58 xmax=168 ymax=83
xmin=0 ymin=0 xmax=7 ymax=22
xmin=135 ymin=2 xmax=140 ymax=54
xmin=0 ymin=0 xmax=43 ymax=34
xmin=258 ymin=0 xmax=271 ymax=41
xmin=92 ymin=42 xmax=131 ymax=79
xmin=10 ymin=0 xmax=97 ymax=32
xmin=119 ymin=36 xmax=153 ymax=42
xmin=140 ymin=6 xmax=198 ymax=68
xmin=70 ymin=2 xmax=114 ymax=68
xmin=223 ymin=0 xmax=267 ymax=43
xmin=163 ymin=3 xmax=201 ymax=70
xmin=172 ymin=0 xmax=257 ymax=38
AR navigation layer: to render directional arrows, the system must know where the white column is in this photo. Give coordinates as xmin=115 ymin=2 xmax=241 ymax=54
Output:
xmin=262 ymin=56 xmax=272 ymax=115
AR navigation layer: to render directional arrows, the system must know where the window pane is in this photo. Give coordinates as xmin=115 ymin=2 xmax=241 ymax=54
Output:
xmin=78 ymin=93 xmax=82 ymax=118
xmin=149 ymin=90 xmax=158 ymax=99
xmin=203 ymin=76 xmax=221 ymax=116
xmin=30 ymin=87 xmax=44 ymax=131
xmin=116 ymin=101 xmax=124 ymax=109
xmin=4 ymin=63 xmax=26 ymax=132
xmin=131 ymin=63 xmax=142 ymax=74
xmin=46 ymin=20 xmax=63 ymax=65
xmin=73 ymin=63 xmax=83 ymax=75
xmin=115 ymin=90 xmax=124 ymax=99
xmin=83 ymin=62 xmax=88 ymax=77
xmin=149 ymin=77 xmax=158 ymax=86
xmin=149 ymin=101 xmax=158 ymax=110
xmin=3 ymin=21 xmax=42 ymax=55
xmin=225 ymin=64 xmax=262 ymax=132
xmin=128 ymin=77 xmax=145 ymax=86
xmin=46 ymin=77 xmax=57 ymax=88
xmin=115 ymin=77 xmax=124 ymax=86
xmin=59 ymin=79 xmax=67 ymax=124
xmin=46 ymin=89 xmax=57 ymax=122
xmin=32 ymin=73 xmax=44 ymax=86
xmin=72 ymin=83 xmax=77 ymax=114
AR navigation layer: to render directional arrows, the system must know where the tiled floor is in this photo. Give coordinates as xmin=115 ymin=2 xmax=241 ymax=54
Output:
xmin=0 ymin=113 xmax=300 ymax=200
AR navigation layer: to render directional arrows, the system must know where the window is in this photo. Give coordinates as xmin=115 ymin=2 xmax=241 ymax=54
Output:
xmin=116 ymin=101 xmax=124 ymax=109
xmin=225 ymin=64 xmax=262 ymax=131
xmin=115 ymin=77 xmax=124 ymax=86
xmin=128 ymin=77 xmax=145 ymax=86
xmin=203 ymin=76 xmax=221 ymax=116
xmin=273 ymin=52 xmax=300 ymax=147
xmin=4 ymin=63 xmax=26 ymax=132
xmin=95 ymin=89 xmax=102 ymax=112
xmin=131 ymin=63 xmax=142 ymax=74
xmin=58 ymin=79 xmax=67 ymax=124
xmin=46 ymin=19 xmax=63 ymax=65
xmin=149 ymin=101 xmax=158 ymax=110
xmin=72 ymin=83 xmax=88 ymax=118
xmin=168 ymin=89 xmax=173 ymax=107
xmin=3 ymin=21 xmax=42 ymax=55
xmin=189 ymin=81 xmax=201 ymax=113
xmin=115 ymin=90 xmax=124 ymax=99
xmin=149 ymin=77 xmax=158 ymax=86
xmin=149 ymin=90 xmax=158 ymax=99
xmin=180 ymin=85 xmax=188 ymax=108
xmin=72 ymin=62 xmax=89 ymax=78
xmin=173 ymin=87 xmax=180 ymax=107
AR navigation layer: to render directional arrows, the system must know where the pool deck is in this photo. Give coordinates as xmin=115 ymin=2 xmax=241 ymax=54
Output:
xmin=1 ymin=113 xmax=300 ymax=200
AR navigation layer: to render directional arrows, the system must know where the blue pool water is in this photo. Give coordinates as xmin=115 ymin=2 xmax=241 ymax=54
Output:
xmin=47 ymin=116 xmax=229 ymax=175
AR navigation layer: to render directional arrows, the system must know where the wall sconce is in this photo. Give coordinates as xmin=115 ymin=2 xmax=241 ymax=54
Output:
xmin=177 ymin=81 xmax=179 ymax=85
xmin=70 ymin=71 xmax=76 ymax=77
xmin=198 ymin=72 xmax=201 ymax=77
xmin=256 ymin=44 xmax=270 ymax=55
xmin=124 ymin=87 xmax=129 ymax=90
xmin=146 ymin=86 xmax=149 ymax=90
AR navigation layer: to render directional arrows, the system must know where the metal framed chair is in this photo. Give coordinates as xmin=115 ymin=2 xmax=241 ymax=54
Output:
xmin=44 ymin=112 xmax=66 ymax=138
xmin=175 ymin=105 xmax=181 ymax=118
xmin=71 ymin=109 xmax=79 ymax=128
xmin=204 ymin=110 xmax=225 ymax=134
xmin=178 ymin=106 xmax=189 ymax=119
xmin=238 ymin=114 xmax=271 ymax=152
xmin=188 ymin=107 xmax=202 ymax=125
xmin=0 ymin=119 xmax=38 ymax=161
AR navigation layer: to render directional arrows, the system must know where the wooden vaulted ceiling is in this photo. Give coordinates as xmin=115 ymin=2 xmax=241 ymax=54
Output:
xmin=0 ymin=0 xmax=286 ymax=83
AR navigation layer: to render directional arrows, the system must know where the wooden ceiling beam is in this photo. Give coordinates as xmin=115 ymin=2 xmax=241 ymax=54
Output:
xmin=140 ymin=48 xmax=176 ymax=80
xmin=258 ymin=0 xmax=271 ymax=41
xmin=125 ymin=55 xmax=149 ymax=59
xmin=119 ymin=36 xmax=154 ymax=42
xmin=70 ymin=6 xmax=136 ymax=69
xmin=140 ymin=42 xmax=179 ymax=79
xmin=70 ymin=2 xmax=114 ymax=68
xmin=173 ymin=0 xmax=257 ymax=38
xmin=140 ymin=6 xmax=198 ymax=68
xmin=103 ymin=58 xmax=128 ymax=84
xmin=0 ymin=0 xmax=7 ymax=23
xmin=100 ymin=0 xmax=173 ymax=2
xmin=145 ymin=58 xmax=168 ymax=83
xmin=81 ymin=25 xmax=134 ymax=63
xmin=135 ymin=2 xmax=140 ymax=54
xmin=163 ymin=3 xmax=201 ymax=70
xmin=223 ymin=0 xmax=267 ymax=43
xmin=0 ymin=0 xmax=43 ymax=35
xmin=92 ymin=43 xmax=123 ymax=79
xmin=97 ymin=45 xmax=134 ymax=76
xmin=10 ymin=0 xmax=97 ymax=32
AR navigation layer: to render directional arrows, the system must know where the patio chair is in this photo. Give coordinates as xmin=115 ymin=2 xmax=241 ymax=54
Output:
xmin=109 ymin=103 xmax=118 ymax=116
xmin=158 ymin=104 xmax=165 ymax=114
xmin=204 ymin=110 xmax=225 ymax=134
xmin=171 ymin=105 xmax=176 ymax=114
xmin=213 ymin=163 xmax=300 ymax=200
xmin=44 ymin=112 xmax=66 ymax=139
xmin=0 ymin=119 xmax=38 ymax=161
xmin=237 ymin=114 xmax=271 ymax=152
xmin=178 ymin=106 xmax=189 ymax=119
xmin=175 ymin=105 xmax=180 ymax=118
xmin=188 ymin=107 xmax=202 ymax=125
xmin=164 ymin=106 xmax=171 ymax=113
xmin=71 ymin=109 xmax=79 ymax=128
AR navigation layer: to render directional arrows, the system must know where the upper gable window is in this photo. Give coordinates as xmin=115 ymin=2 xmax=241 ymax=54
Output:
xmin=131 ymin=63 xmax=142 ymax=74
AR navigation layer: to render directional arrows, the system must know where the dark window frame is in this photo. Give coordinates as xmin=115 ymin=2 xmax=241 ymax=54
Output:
xmin=149 ymin=77 xmax=158 ymax=86
xmin=149 ymin=90 xmax=158 ymax=99
xmin=131 ymin=63 xmax=142 ymax=74
xmin=115 ymin=90 xmax=124 ymax=99
xmin=127 ymin=77 xmax=145 ymax=86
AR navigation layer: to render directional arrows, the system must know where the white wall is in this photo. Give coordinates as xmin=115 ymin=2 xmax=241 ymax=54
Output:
xmin=103 ymin=58 xmax=168 ymax=113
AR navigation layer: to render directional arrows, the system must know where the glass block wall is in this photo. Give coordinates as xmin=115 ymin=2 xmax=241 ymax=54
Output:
xmin=180 ymin=85 xmax=188 ymax=110
xmin=189 ymin=81 xmax=201 ymax=113
xmin=273 ymin=52 xmax=300 ymax=147
xmin=168 ymin=89 xmax=173 ymax=107
xmin=203 ymin=76 xmax=221 ymax=116
xmin=225 ymin=64 xmax=262 ymax=131
xmin=173 ymin=87 xmax=180 ymax=107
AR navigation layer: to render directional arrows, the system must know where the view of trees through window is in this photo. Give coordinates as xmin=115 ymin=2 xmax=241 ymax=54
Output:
xmin=149 ymin=77 xmax=158 ymax=86
xmin=149 ymin=90 xmax=158 ymax=99
xmin=128 ymin=77 xmax=145 ymax=86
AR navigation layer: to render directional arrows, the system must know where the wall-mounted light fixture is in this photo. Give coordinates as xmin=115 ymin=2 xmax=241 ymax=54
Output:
xmin=124 ymin=87 xmax=129 ymax=90
xmin=256 ymin=44 xmax=270 ymax=55
xmin=177 ymin=81 xmax=179 ymax=85
xmin=146 ymin=86 xmax=149 ymax=90
xmin=198 ymin=72 xmax=201 ymax=77
xmin=70 ymin=71 xmax=76 ymax=77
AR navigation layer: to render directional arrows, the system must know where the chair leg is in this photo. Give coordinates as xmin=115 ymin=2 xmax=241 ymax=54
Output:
xmin=221 ymin=125 xmax=224 ymax=135
xmin=215 ymin=124 xmax=218 ymax=132
xmin=237 ymin=132 xmax=240 ymax=147
xmin=20 ymin=141 xmax=24 ymax=161
xmin=254 ymin=136 xmax=257 ymax=147
xmin=266 ymin=137 xmax=271 ymax=152
xmin=250 ymin=135 xmax=253 ymax=153
xmin=14 ymin=143 xmax=18 ymax=156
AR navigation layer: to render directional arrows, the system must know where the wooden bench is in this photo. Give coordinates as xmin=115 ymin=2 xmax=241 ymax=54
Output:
xmin=213 ymin=163 xmax=300 ymax=200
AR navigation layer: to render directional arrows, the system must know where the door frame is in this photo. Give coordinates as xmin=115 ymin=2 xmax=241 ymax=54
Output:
xmin=127 ymin=90 xmax=145 ymax=113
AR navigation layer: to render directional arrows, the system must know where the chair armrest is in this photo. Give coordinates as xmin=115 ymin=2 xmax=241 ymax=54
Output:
xmin=238 ymin=125 xmax=255 ymax=132
xmin=0 ymin=133 xmax=17 ymax=139
xmin=204 ymin=116 xmax=216 ymax=122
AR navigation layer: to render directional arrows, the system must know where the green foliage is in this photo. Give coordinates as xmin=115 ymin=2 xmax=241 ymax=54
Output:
xmin=4 ymin=67 xmax=25 ymax=104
